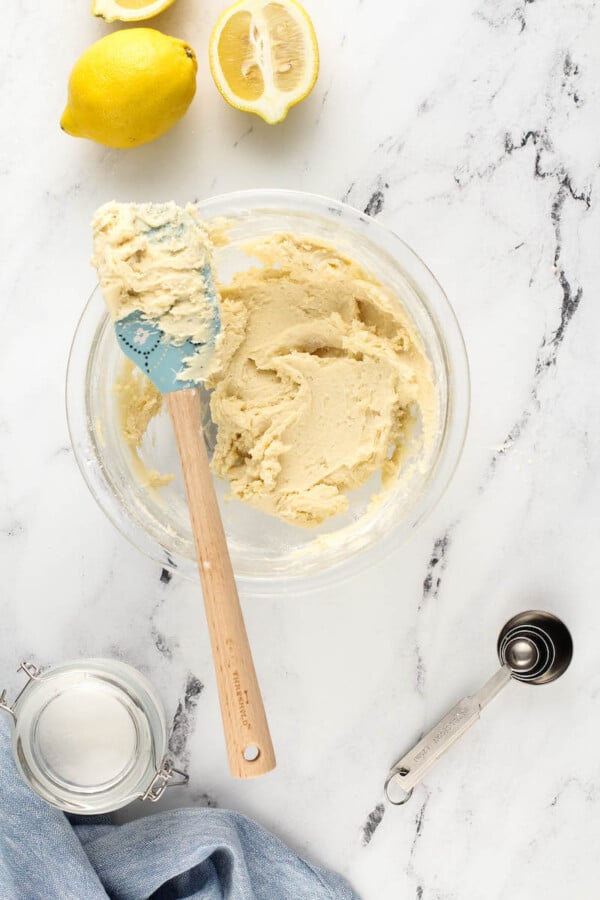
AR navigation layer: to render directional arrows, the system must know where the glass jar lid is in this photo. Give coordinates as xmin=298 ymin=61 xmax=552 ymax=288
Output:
xmin=0 ymin=660 xmax=187 ymax=814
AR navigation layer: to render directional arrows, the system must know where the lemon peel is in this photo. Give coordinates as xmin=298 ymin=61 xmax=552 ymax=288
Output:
xmin=61 ymin=29 xmax=197 ymax=148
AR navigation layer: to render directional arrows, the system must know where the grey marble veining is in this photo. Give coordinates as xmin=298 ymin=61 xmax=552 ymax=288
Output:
xmin=1 ymin=0 xmax=600 ymax=897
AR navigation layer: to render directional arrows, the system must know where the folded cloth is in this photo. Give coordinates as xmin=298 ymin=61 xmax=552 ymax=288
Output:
xmin=0 ymin=720 xmax=360 ymax=900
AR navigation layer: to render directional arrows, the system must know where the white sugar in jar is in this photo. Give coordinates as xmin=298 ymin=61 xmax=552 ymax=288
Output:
xmin=0 ymin=659 xmax=187 ymax=813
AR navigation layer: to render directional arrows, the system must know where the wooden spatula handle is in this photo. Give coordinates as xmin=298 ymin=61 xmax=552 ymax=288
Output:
xmin=165 ymin=389 xmax=276 ymax=778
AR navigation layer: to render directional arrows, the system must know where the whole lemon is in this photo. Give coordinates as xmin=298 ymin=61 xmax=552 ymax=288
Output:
xmin=61 ymin=29 xmax=197 ymax=148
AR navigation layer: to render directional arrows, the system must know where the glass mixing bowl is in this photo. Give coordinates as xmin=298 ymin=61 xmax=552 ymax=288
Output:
xmin=66 ymin=189 xmax=469 ymax=595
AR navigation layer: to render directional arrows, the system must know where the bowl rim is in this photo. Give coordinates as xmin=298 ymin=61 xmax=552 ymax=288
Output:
xmin=66 ymin=188 xmax=470 ymax=596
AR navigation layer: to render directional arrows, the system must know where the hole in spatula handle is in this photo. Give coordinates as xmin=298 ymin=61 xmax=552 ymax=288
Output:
xmin=243 ymin=745 xmax=260 ymax=762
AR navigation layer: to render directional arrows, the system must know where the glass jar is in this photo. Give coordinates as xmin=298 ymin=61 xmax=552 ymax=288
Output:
xmin=0 ymin=660 xmax=187 ymax=814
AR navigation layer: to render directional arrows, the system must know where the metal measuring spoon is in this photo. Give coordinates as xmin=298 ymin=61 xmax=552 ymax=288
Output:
xmin=385 ymin=610 xmax=573 ymax=805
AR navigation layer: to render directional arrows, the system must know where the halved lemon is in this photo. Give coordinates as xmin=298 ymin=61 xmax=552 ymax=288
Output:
xmin=91 ymin=0 xmax=176 ymax=23
xmin=209 ymin=0 xmax=319 ymax=124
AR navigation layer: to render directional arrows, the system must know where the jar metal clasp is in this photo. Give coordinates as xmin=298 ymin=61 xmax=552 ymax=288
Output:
xmin=142 ymin=759 xmax=189 ymax=802
xmin=0 ymin=662 xmax=43 ymax=722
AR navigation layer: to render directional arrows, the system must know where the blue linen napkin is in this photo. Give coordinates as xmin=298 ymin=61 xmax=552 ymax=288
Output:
xmin=0 ymin=720 xmax=360 ymax=900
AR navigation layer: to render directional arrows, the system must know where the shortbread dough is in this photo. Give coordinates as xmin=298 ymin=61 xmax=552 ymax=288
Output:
xmin=206 ymin=233 xmax=436 ymax=527
xmin=113 ymin=231 xmax=436 ymax=528
xmin=92 ymin=202 xmax=220 ymax=382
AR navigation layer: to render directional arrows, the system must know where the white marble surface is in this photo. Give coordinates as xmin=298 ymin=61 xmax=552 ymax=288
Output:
xmin=1 ymin=0 xmax=599 ymax=897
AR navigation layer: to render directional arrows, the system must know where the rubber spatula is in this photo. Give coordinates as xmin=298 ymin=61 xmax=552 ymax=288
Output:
xmin=92 ymin=202 xmax=275 ymax=778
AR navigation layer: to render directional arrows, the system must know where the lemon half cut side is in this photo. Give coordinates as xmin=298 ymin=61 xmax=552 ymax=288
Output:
xmin=91 ymin=0 xmax=177 ymax=23
xmin=209 ymin=0 xmax=319 ymax=124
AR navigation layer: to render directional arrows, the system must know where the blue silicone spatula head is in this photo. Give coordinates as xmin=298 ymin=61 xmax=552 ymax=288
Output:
xmin=92 ymin=202 xmax=221 ymax=393
xmin=115 ymin=312 xmax=200 ymax=393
